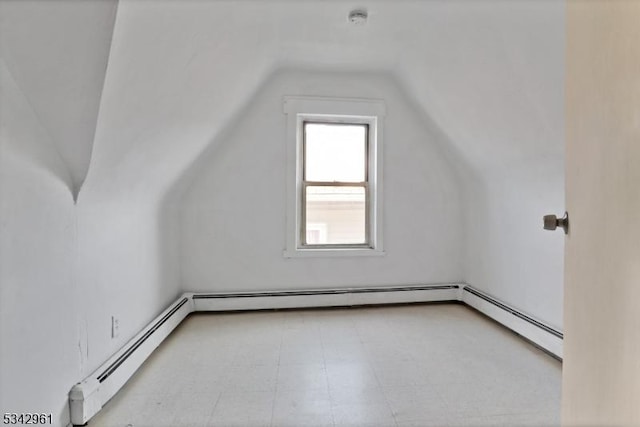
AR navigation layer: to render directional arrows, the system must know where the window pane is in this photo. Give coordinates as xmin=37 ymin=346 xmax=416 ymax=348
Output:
xmin=305 ymin=186 xmax=366 ymax=245
xmin=305 ymin=123 xmax=366 ymax=182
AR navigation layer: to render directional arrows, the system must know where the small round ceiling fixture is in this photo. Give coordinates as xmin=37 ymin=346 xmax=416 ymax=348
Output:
xmin=348 ymin=9 xmax=368 ymax=25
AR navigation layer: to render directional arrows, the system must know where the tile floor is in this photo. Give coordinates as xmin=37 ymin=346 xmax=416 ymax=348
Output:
xmin=89 ymin=304 xmax=561 ymax=427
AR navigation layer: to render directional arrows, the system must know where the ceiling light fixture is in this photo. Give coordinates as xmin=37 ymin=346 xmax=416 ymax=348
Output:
xmin=348 ymin=9 xmax=368 ymax=25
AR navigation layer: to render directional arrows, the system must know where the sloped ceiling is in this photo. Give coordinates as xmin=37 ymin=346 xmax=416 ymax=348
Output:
xmin=2 ymin=0 xmax=564 ymax=201
xmin=85 ymin=0 xmax=563 ymax=202
xmin=0 ymin=0 xmax=118 ymax=196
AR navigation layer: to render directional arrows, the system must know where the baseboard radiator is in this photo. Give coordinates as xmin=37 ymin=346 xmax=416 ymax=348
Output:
xmin=69 ymin=295 xmax=194 ymax=426
xmin=69 ymin=283 xmax=562 ymax=425
xmin=191 ymin=284 xmax=460 ymax=311
xmin=460 ymin=285 xmax=563 ymax=358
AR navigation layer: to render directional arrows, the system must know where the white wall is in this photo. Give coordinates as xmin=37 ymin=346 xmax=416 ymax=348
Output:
xmin=1 ymin=51 xmax=183 ymax=425
xmin=464 ymin=157 xmax=565 ymax=329
xmin=181 ymin=70 xmax=464 ymax=292
xmin=73 ymin=195 xmax=182 ymax=376
xmin=0 ymin=61 xmax=78 ymax=427
xmin=456 ymin=0 xmax=565 ymax=330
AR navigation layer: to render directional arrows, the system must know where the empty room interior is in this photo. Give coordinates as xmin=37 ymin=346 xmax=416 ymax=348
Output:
xmin=2 ymin=1 xmax=639 ymax=427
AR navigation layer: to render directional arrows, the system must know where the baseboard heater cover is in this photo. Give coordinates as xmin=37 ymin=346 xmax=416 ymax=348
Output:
xmin=69 ymin=295 xmax=194 ymax=425
xmin=69 ymin=284 xmax=458 ymax=425
xmin=69 ymin=283 xmax=563 ymax=425
xmin=460 ymin=285 xmax=563 ymax=359
xmin=192 ymin=284 xmax=460 ymax=311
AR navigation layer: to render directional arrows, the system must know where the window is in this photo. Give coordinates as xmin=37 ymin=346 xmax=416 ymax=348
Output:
xmin=284 ymin=97 xmax=385 ymax=257
xmin=303 ymin=122 xmax=368 ymax=247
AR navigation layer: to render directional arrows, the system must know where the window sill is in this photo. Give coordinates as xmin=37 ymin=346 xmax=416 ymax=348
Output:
xmin=283 ymin=248 xmax=386 ymax=258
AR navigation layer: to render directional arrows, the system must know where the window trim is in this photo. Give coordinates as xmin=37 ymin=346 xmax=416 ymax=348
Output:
xmin=283 ymin=96 xmax=385 ymax=258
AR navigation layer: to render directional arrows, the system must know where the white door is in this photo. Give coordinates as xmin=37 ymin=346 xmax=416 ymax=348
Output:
xmin=563 ymin=1 xmax=640 ymax=425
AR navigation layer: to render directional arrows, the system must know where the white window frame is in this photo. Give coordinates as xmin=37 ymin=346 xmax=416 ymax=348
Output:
xmin=283 ymin=96 xmax=385 ymax=258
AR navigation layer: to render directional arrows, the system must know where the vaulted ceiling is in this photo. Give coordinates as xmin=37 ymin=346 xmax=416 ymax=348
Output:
xmin=0 ymin=0 xmax=118 ymax=196
xmin=1 ymin=0 xmax=564 ymax=202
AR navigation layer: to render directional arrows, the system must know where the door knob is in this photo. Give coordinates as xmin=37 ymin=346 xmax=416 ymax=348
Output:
xmin=543 ymin=212 xmax=569 ymax=234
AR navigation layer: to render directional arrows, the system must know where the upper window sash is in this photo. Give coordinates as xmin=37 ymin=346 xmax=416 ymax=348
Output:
xmin=302 ymin=121 xmax=369 ymax=184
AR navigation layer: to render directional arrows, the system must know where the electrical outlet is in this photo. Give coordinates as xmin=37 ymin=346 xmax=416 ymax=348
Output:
xmin=111 ymin=316 xmax=120 ymax=339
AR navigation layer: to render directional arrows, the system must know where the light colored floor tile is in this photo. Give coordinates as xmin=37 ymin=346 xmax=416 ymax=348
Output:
xmin=279 ymin=346 xmax=325 ymax=365
xmin=276 ymin=363 xmax=328 ymax=391
xmin=364 ymin=340 xmax=415 ymax=364
xmin=224 ymin=363 xmax=279 ymax=392
xmin=447 ymin=412 xmax=561 ymax=427
xmin=474 ymin=381 xmax=561 ymax=417
xmin=331 ymin=401 xmax=397 ymax=427
xmin=122 ymin=364 xmax=187 ymax=396
xmin=373 ymin=361 xmax=430 ymax=387
xmin=434 ymin=381 xmax=488 ymax=418
xmin=396 ymin=418 xmax=451 ymax=427
xmin=323 ymin=341 xmax=369 ymax=364
xmin=326 ymin=362 xmax=379 ymax=390
xmin=383 ymin=385 xmax=450 ymax=423
xmin=88 ymin=393 xmax=151 ymax=427
xmin=329 ymin=385 xmax=388 ymax=406
xmin=272 ymin=388 xmax=334 ymax=427
xmin=92 ymin=393 xmax=180 ymax=427
xmin=446 ymin=416 xmax=499 ymax=427
xmin=421 ymin=357 xmax=484 ymax=385
xmin=171 ymin=392 xmax=219 ymax=426
xmin=88 ymin=305 xmax=561 ymax=427
xmin=208 ymin=390 xmax=274 ymax=427
xmin=320 ymin=326 xmax=361 ymax=344
xmin=232 ymin=343 xmax=281 ymax=366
